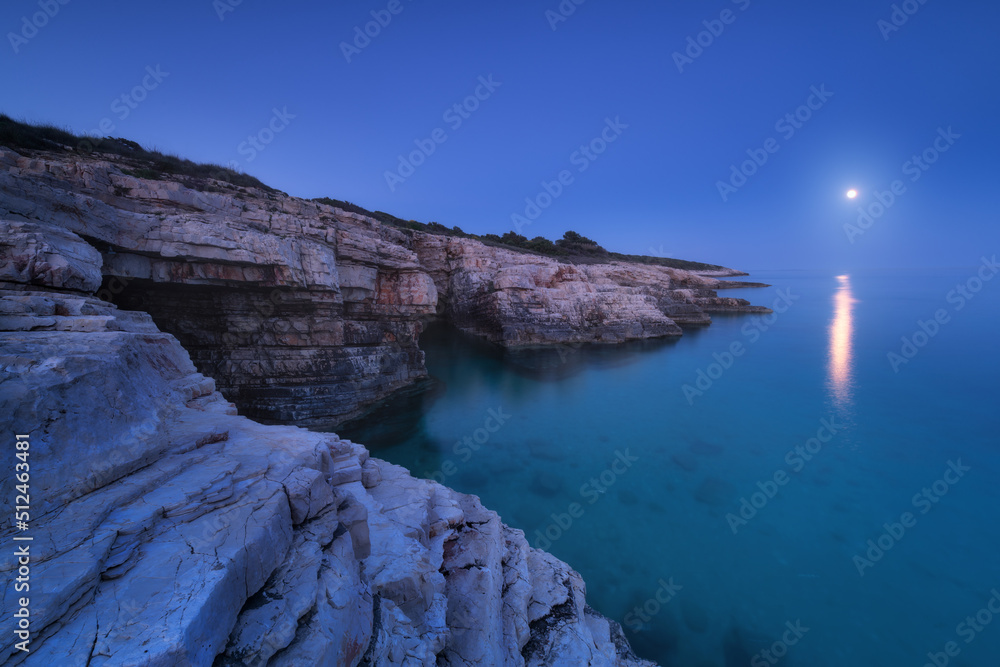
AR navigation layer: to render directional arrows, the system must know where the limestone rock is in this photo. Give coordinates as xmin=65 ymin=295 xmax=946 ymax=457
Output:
xmin=0 ymin=146 xmax=767 ymax=427
xmin=412 ymin=235 xmax=769 ymax=346
xmin=0 ymin=289 xmax=655 ymax=666
xmin=0 ymin=141 xmax=806 ymax=666
xmin=0 ymin=220 xmax=102 ymax=293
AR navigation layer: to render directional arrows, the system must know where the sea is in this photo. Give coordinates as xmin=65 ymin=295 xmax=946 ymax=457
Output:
xmin=339 ymin=267 xmax=1000 ymax=667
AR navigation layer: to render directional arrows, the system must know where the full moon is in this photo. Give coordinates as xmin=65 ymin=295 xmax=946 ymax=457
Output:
xmin=846 ymin=189 xmax=858 ymax=199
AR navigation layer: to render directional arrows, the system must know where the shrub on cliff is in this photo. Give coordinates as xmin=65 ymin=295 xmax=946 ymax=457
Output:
xmin=1 ymin=115 xmax=729 ymax=274
xmin=525 ymin=236 xmax=559 ymax=253
xmin=0 ymin=113 xmax=275 ymax=193
xmin=561 ymin=230 xmax=597 ymax=245
xmin=500 ymin=232 xmax=529 ymax=247
xmin=556 ymin=230 xmax=608 ymax=257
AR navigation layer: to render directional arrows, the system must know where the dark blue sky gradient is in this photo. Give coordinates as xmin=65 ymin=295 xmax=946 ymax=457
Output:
xmin=2 ymin=0 xmax=998 ymax=270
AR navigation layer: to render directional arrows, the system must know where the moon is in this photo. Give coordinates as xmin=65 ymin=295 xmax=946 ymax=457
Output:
xmin=846 ymin=189 xmax=858 ymax=199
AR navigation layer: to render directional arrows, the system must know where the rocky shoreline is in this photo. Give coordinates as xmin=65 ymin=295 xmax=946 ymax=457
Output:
xmin=0 ymin=143 xmax=771 ymax=665
xmin=0 ymin=146 xmax=769 ymax=428
xmin=0 ymin=287 xmax=656 ymax=666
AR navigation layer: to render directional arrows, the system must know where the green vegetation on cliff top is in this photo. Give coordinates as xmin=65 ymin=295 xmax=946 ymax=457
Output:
xmin=0 ymin=113 xmax=728 ymax=272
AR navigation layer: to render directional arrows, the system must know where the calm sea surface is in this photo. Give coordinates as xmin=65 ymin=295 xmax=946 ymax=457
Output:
xmin=340 ymin=268 xmax=1000 ymax=666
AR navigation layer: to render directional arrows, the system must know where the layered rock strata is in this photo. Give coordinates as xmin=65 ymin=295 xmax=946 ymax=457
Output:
xmin=0 ymin=146 xmax=769 ymax=427
xmin=0 ymin=223 xmax=655 ymax=666
xmin=414 ymin=235 xmax=770 ymax=345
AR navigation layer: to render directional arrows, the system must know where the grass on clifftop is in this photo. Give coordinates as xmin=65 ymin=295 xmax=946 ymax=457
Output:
xmin=0 ymin=113 xmax=728 ymax=272
xmin=312 ymin=198 xmax=728 ymax=272
xmin=0 ymin=113 xmax=276 ymax=193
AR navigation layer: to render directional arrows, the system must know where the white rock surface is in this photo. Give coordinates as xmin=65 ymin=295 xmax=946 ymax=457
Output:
xmin=0 ymin=145 xmax=767 ymax=428
xmin=0 ymin=217 xmax=656 ymax=666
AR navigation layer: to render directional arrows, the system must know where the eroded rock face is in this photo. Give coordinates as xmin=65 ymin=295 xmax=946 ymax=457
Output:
xmin=0 ymin=221 xmax=102 ymax=293
xmin=414 ymin=235 xmax=771 ymax=346
xmin=0 ymin=222 xmax=655 ymax=666
xmin=0 ymin=145 xmax=767 ymax=428
xmin=0 ymin=148 xmax=437 ymax=428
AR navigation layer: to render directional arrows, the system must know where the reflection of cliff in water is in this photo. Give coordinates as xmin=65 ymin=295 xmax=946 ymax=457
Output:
xmin=335 ymin=321 xmax=681 ymax=453
xmin=421 ymin=320 xmax=680 ymax=382
xmin=502 ymin=336 xmax=679 ymax=380
xmin=333 ymin=377 xmax=444 ymax=453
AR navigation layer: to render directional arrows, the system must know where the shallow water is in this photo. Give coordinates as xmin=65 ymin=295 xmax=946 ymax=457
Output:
xmin=339 ymin=268 xmax=1000 ymax=666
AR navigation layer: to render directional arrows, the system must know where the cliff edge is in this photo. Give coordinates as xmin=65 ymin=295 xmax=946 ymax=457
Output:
xmin=0 ymin=144 xmax=769 ymax=428
xmin=0 ymin=133 xmax=771 ymax=665
xmin=0 ymin=220 xmax=655 ymax=666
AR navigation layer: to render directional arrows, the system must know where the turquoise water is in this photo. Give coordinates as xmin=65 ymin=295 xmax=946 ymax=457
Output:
xmin=340 ymin=268 xmax=1000 ymax=666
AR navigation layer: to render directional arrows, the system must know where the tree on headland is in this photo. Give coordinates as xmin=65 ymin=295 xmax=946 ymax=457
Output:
xmin=525 ymin=236 xmax=558 ymax=253
xmin=556 ymin=231 xmax=606 ymax=256
xmin=560 ymin=230 xmax=597 ymax=245
xmin=500 ymin=232 xmax=529 ymax=247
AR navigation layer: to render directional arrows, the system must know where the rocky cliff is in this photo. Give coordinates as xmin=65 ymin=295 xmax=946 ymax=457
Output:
xmin=414 ymin=234 xmax=768 ymax=347
xmin=0 ymin=145 xmax=769 ymax=428
xmin=0 ymin=220 xmax=656 ymax=666
xmin=0 ymin=141 xmax=771 ymax=665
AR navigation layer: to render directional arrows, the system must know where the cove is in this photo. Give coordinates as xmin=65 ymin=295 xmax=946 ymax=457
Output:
xmin=340 ymin=269 xmax=1000 ymax=666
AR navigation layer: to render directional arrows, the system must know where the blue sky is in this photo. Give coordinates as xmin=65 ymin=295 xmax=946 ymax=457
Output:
xmin=2 ymin=0 xmax=998 ymax=270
